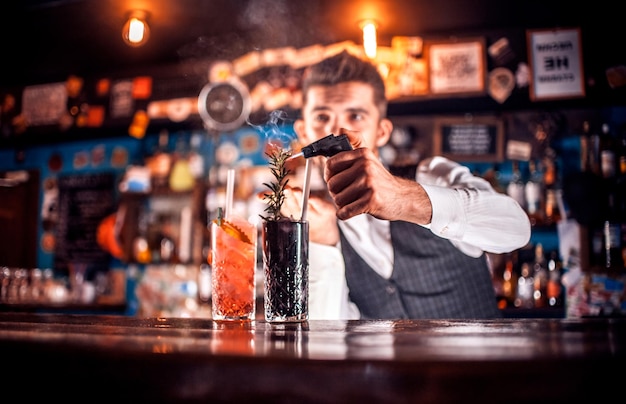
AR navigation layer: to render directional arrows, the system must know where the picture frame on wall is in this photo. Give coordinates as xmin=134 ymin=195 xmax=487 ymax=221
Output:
xmin=433 ymin=115 xmax=504 ymax=162
xmin=527 ymin=27 xmax=585 ymax=101
xmin=425 ymin=38 xmax=486 ymax=96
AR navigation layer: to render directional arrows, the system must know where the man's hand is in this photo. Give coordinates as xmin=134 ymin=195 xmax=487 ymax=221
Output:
xmin=324 ymin=147 xmax=433 ymax=224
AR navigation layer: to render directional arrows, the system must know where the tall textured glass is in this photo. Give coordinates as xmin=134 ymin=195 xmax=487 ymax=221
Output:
xmin=210 ymin=215 xmax=257 ymax=321
xmin=262 ymin=220 xmax=309 ymax=322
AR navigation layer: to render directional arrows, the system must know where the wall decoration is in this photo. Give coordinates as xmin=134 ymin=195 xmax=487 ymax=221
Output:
xmin=22 ymin=82 xmax=67 ymax=126
xmin=487 ymin=67 xmax=515 ymax=104
xmin=198 ymin=79 xmax=251 ymax=132
xmin=433 ymin=115 xmax=504 ymax=162
xmin=426 ymin=38 xmax=486 ymax=96
xmin=527 ymin=28 xmax=585 ymax=100
xmin=54 ymin=172 xmax=116 ymax=277
xmin=109 ymin=80 xmax=134 ymax=119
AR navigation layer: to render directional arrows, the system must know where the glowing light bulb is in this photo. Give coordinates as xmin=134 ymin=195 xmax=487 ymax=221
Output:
xmin=128 ymin=18 xmax=146 ymax=44
xmin=122 ymin=10 xmax=150 ymax=47
xmin=361 ymin=20 xmax=378 ymax=59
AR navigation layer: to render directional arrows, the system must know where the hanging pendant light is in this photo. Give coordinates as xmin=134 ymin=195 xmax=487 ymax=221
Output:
xmin=122 ymin=10 xmax=150 ymax=47
xmin=360 ymin=19 xmax=378 ymax=59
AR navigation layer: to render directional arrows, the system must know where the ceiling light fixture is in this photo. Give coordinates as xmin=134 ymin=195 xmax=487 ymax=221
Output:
xmin=360 ymin=19 xmax=378 ymax=59
xmin=122 ymin=10 xmax=150 ymax=47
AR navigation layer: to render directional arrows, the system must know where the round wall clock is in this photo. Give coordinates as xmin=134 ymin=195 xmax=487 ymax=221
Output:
xmin=197 ymin=80 xmax=251 ymax=132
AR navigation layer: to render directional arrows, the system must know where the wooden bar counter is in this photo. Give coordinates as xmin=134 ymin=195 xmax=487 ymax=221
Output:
xmin=1 ymin=312 xmax=623 ymax=403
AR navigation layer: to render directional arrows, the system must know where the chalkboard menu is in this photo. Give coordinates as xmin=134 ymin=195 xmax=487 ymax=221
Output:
xmin=434 ymin=116 xmax=503 ymax=162
xmin=54 ymin=173 xmax=116 ymax=277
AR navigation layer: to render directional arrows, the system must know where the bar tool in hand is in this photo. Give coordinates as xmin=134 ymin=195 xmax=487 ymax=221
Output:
xmin=288 ymin=133 xmax=353 ymax=160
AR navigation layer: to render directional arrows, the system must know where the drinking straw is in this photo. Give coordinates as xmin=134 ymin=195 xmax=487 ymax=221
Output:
xmin=225 ymin=168 xmax=235 ymax=220
xmin=300 ymin=159 xmax=312 ymax=221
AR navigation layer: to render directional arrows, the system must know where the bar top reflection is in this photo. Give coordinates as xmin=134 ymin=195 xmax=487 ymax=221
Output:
xmin=1 ymin=313 xmax=623 ymax=402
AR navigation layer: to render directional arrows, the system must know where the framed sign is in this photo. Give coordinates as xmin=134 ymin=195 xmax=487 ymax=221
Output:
xmin=527 ymin=28 xmax=585 ymax=100
xmin=426 ymin=38 xmax=486 ymax=96
xmin=433 ymin=116 xmax=504 ymax=162
xmin=54 ymin=173 xmax=116 ymax=276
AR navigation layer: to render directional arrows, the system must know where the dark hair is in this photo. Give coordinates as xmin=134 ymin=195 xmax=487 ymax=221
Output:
xmin=301 ymin=50 xmax=388 ymax=118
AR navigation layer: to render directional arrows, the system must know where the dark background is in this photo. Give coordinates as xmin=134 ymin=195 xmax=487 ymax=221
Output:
xmin=0 ymin=0 xmax=620 ymax=89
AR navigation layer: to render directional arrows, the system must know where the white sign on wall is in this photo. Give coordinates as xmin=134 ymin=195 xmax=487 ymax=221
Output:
xmin=22 ymin=82 xmax=67 ymax=126
xmin=527 ymin=28 xmax=585 ymax=101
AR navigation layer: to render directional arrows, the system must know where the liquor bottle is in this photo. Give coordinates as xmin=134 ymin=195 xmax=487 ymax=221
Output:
xmin=616 ymin=133 xmax=626 ymax=264
xmin=583 ymin=120 xmax=601 ymax=176
xmin=169 ymin=134 xmax=195 ymax=192
xmin=492 ymin=255 xmax=507 ymax=310
xmin=543 ymin=145 xmax=558 ymax=188
xmin=600 ymin=183 xmax=623 ymax=274
xmin=600 ymin=123 xmax=617 ymax=179
xmin=598 ymin=123 xmax=624 ymax=276
xmin=515 ymin=263 xmax=534 ymax=309
xmin=150 ymin=214 xmax=178 ymax=264
xmin=187 ymin=133 xmax=206 ymax=180
xmin=532 ymin=243 xmax=549 ymax=308
xmin=145 ymin=130 xmax=172 ymax=190
xmin=546 ymin=250 xmax=564 ymax=307
xmin=506 ymin=160 xmax=526 ymax=209
xmin=197 ymin=263 xmax=211 ymax=304
xmin=618 ymin=132 xmax=626 ymax=182
xmin=525 ymin=159 xmax=545 ymax=226
xmin=544 ymin=188 xmax=562 ymax=226
xmin=133 ymin=211 xmax=152 ymax=264
xmin=542 ymin=146 xmax=562 ymax=226
xmin=502 ymin=252 xmax=518 ymax=308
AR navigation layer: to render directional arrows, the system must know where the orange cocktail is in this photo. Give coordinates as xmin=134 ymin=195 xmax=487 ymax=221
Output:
xmin=210 ymin=214 xmax=257 ymax=320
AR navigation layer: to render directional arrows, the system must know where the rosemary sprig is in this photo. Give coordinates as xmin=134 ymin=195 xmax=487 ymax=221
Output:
xmin=261 ymin=147 xmax=292 ymax=221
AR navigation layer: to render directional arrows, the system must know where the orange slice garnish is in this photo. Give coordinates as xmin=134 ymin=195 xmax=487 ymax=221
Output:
xmin=216 ymin=219 xmax=252 ymax=245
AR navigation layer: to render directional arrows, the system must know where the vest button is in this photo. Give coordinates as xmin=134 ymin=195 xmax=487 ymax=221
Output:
xmin=385 ymin=285 xmax=396 ymax=294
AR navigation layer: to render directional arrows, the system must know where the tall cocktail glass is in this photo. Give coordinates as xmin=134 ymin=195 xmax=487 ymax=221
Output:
xmin=262 ymin=219 xmax=309 ymax=322
xmin=210 ymin=214 xmax=257 ymax=321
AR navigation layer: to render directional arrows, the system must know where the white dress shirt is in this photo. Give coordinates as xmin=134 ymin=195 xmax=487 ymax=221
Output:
xmin=308 ymin=156 xmax=532 ymax=320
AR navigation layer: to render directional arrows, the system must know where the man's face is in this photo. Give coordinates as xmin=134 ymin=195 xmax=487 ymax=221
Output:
xmin=295 ymin=81 xmax=389 ymax=154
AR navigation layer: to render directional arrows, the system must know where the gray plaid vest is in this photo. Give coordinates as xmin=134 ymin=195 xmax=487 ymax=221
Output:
xmin=340 ymin=220 xmax=501 ymax=319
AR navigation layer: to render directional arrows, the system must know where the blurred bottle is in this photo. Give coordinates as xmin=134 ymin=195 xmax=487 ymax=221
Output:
xmin=133 ymin=211 xmax=152 ymax=264
xmin=197 ymin=263 xmax=211 ymax=304
xmin=187 ymin=133 xmax=206 ymax=180
xmin=169 ymin=135 xmax=195 ymax=192
xmin=491 ymin=254 xmax=506 ymax=310
xmin=542 ymin=146 xmax=562 ymax=226
xmin=158 ymin=215 xmax=178 ymax=264
xmin=546 ymin=250 xmax=564 ymax=307
xmin=583 ymin=120 xmax=601 ymax=176
xmin=515 ymin=262 xmax=535 ymax=309
xmin=532 ymin=243 xmax=549 ymax=308
xmin=544 ymin=188 xmax=562 ymax=226
xmin=600 ymin=123 xmax=616 ymax=180
xmin=502 ymin=252 xmax=518 ymax=308
xmin=598 ymin=123 xmax=624 ymax=276
xmin=525 ymin=159 xmax=545 ymax=226
xmin=145 ymin=130 xmax=172 ymax=190
xmin=600 ymin=184 xmax=623 ymax=275
xmin=506 ymin=160 xmax=526 ymax=209
xmin=616 ymin=130 xmax=626 ymax=265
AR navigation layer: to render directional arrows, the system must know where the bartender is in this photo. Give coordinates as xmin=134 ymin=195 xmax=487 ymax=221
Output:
xmin=281 ymin=50 xmax=531 ymax=320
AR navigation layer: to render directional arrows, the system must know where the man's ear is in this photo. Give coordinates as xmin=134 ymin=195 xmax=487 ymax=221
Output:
xmin=293 ymin=118 xmax=306 ymax=141
xmin=375 ymin=118 xmax=393 ymax=148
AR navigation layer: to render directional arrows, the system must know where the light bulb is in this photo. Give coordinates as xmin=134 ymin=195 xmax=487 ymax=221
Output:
xmin=123 ymin=10 xmax=150 ymax=47
xmin=128 ymin=18 xmax=145 ymax=44
xmin=361 ymin=20 xmax=378 ymax=59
